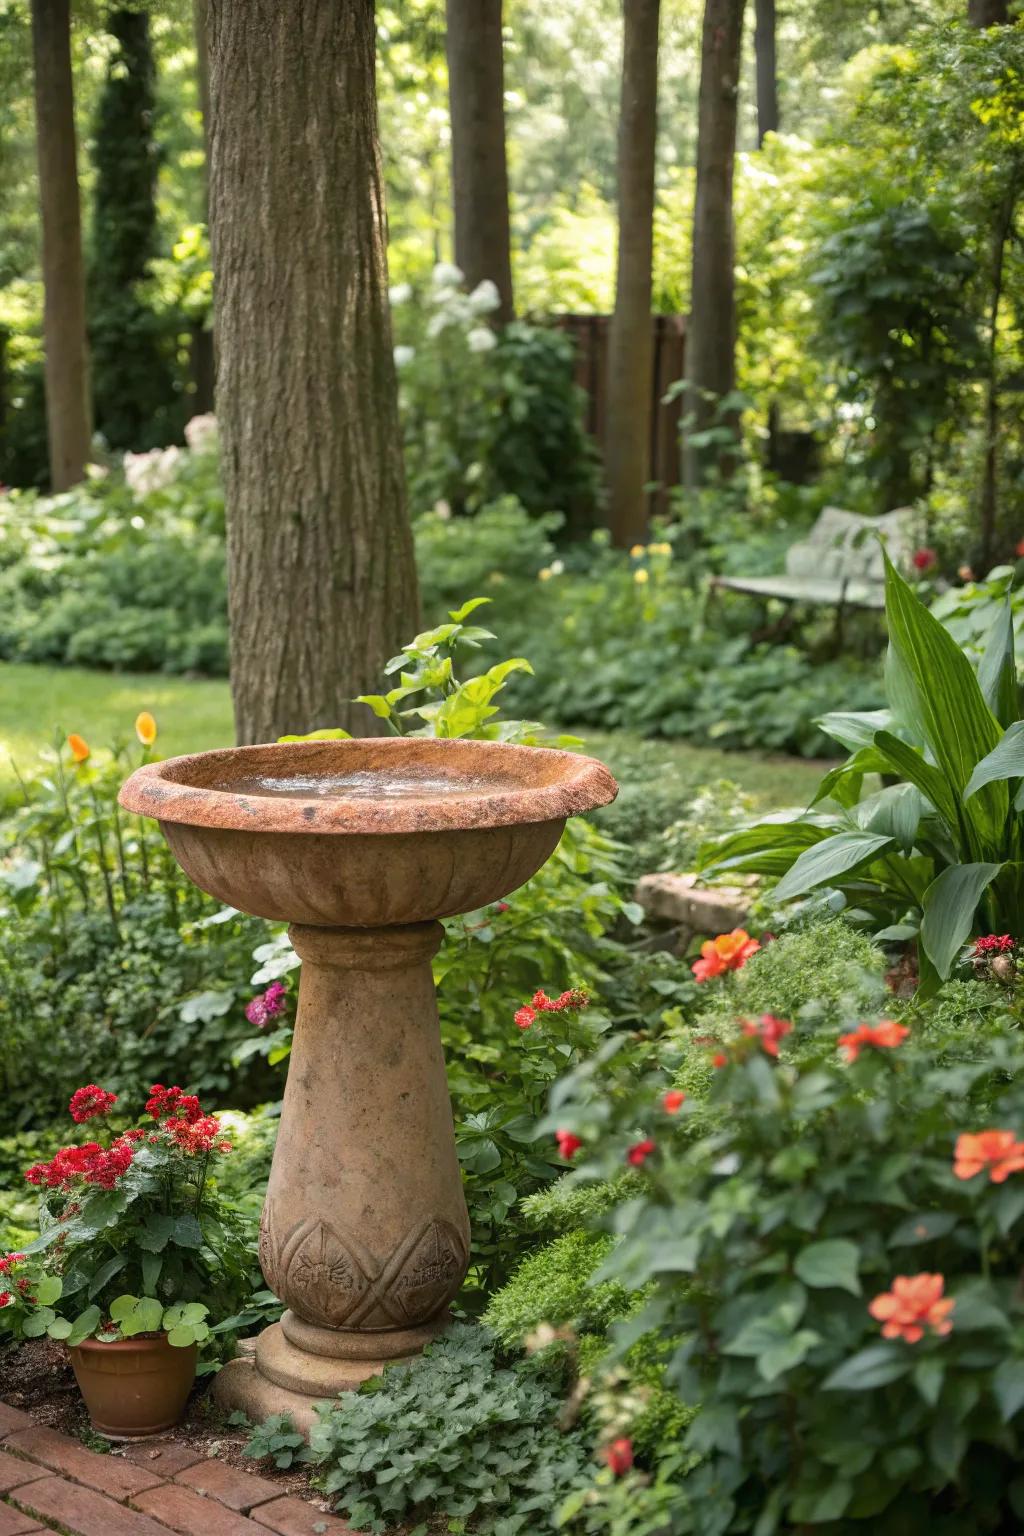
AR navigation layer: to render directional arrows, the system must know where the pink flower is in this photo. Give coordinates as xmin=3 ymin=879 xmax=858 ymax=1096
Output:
xmin=246 ymin=981 xmax=288 ymax=1028
xmin=913 ymin=548 xmax=937 ymax=572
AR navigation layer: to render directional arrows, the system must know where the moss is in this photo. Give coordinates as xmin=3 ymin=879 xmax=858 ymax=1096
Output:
xmin=483 ymin=1230 xmax=635 ymax=1345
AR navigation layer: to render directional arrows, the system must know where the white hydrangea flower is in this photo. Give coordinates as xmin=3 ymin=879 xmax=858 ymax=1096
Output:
xmin=184 ymin=412 xmax=218 ymax=455
xmin=467 ymin=327 xmax=497 ymax=353
xmin=432 ymin=261 xmax=464 ymax=288
xmin=123 ymin=445 xmax=183 ymax=498
xmin=388 ymin=282 xmax=412 ymax=307
xmin=468 ymin=279 xmax=501 ymax=315
xmin=393 ymin=345 xmax=416 ymax=369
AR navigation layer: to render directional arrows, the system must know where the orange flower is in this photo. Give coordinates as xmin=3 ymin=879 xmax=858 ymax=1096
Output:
xmin=691 ymin=928 xmax=760 ymax=983
xmin=838 ymin=1019 xmax=909 ymax=1063
xmin=953 ymin=1130 xmax=1024 ymax=1184
xmin=868 ymin=1273 xmax=954 ymax=1344
xmin=67 ymin=734 xmax=90 ymax=764
xmin=135 ymin=711 xmax=157 ymax=747
xmin=741 ymin=1014 xmax=793 ymax=1058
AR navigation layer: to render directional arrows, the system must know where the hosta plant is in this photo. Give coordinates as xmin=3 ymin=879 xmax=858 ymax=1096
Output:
xmin=700 ymin=552 xmax=1024 ymax=991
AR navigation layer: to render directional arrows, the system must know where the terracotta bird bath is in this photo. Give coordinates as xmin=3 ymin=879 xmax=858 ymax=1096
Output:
xmin=119 ymin=737 xmax=617 ymax=1426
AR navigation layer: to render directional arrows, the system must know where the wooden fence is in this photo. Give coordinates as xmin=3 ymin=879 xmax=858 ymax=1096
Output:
xmin=554 ymin=313 xmax=687 ymax=518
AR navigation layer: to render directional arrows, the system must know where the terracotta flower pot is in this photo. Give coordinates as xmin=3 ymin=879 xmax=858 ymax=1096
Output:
xmin=69 ymin=1334 xmax=197 ymax=1438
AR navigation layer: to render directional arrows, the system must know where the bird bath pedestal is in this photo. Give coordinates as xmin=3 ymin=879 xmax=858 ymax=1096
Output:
xmin=119 ymin=737 xmax=616 ymax=1427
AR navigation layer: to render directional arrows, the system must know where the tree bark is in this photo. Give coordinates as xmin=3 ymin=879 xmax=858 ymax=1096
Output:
xmin=193 ymin=0 xmax=211 ymax=216
xmin=754 ymin=0 xmax=778 ymax=144
xmin=969 ymin=0 xmax=1008 ymax=24
xmin=30 ymin=0 xmax=91 ymax=491
xmin=208 ymin=0 xmax=420 ymax=745
xmin=445 ymin=0 xmax=515 ymax=323
xmin=606 ymin=0 xmax=661 ymax=549
xmin=684 ymin=0 xmax=747 ymax=489
xmin=978 ymin=179 xmax=1018 ymax=569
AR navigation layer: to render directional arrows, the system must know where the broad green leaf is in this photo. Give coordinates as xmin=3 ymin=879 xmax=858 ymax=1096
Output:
xmin=697 ymin=819 xmax=833 ymax=878
xmin=137 ymin=1213 xmax=176 ymax=1253
xmin=67 ymin=1305 xmax=101 ymax=1347
xmin=964 ymin=720 xmax=1024 ymax=801
xmin=87 ymin=1254 xmax=126 ymax=1299
xmin=978 ymin=596 xmax=1019 ymax=729
xmin=794 ymin=1239 xmax=861 ymax=1295
xmin=166 ymin=1325 xmax=197 ymax=1347
xmin=816 ymin=710 xmax=893 ymax=753
xmin=46 ymin=1317 xmax=73 ymax=1340
xmin=883 ymin=552 xmax=1006 ymax=852
xmin=448 ymin=596 xmax=492 ymax=623
xmin=919 ymin=862 xmax=1003 ymax=979
xmin=172 ymin=1213 xmax=203 ymax=1249
xmin=993 ymin=1359 xmax=1024 ymax=1422
xmin=823 ymin=1344 xmax=910 ymax=1391
xmin=854 ymin=784 xmax=924 ymax=853
xmin=758 ymin=1329 xmax=821 ymax=1382
xmin=276 ymin=728 xmax=350 ymax=742
xmin=22 ymin=1309 xmax=55 ymax=1338
xmin=353 ymin=694 xmax=394 ymax=721
xmin=33 ymin=1275 xmax=62 ymax=1306
xmin=913 ymin=1357 xmax=945 ymax=1407
xmin=772 ymin=831 xmax=896 ymax=904
xmin=872 ymin=730 xmax=961 ymax=840
xmin=889 ymin=1211 xmax=958 ymax=1247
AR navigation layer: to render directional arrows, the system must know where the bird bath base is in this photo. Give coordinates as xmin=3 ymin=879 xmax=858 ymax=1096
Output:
xmin=215 ymin=918 xmax=468 ymax=1429
xmin=118 ymin=738 xmax=617 ymax=1430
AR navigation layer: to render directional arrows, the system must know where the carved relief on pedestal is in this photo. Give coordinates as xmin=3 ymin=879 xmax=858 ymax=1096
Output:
xmin=261 ymin=1209 xmax=468 ymax=1331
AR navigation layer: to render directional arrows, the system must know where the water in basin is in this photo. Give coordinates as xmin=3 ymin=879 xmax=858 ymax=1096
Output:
xmin=221 ymin=770 xmax=503 ymax=801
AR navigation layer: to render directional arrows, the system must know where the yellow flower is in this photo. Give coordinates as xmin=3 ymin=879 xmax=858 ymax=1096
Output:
xmin=67 ymin=734 xmax=90 ymax=764
xmin=650 ymin=541 xmax=672 ymax=556
xmin=629 ymin=544 xmax=646 ymax=558
xmin=634 ymin=568 xmax=649 ymax=585
xmin=135 ymin=711 xmax=158 ymax=747
xmin=539 ymin=567 xmax=553 ymax=581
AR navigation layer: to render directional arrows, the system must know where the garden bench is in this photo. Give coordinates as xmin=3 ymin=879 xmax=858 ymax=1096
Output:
xmin=712 ymin=505 xmax=914 ymax=614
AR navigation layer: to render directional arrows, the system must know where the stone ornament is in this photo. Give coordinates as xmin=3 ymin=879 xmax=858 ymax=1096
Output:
xmin=120 ymin=736 xmax=617 ymax=1427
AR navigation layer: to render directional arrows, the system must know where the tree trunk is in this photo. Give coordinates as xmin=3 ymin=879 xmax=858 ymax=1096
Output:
xmin=978 ymin=179 xmax=1018 ymax=569
xmin=606 ymin=0 xmax=661 ymax=549
xmin=208 ymin=0 xmax=420 ymax=745
xmin=30 ymin=0 xmax=91 ymax=491
xmin=754 ymin=0 xmax=778 ymax=145
xmin=684 ymin=0 xmax=747 ymax=490
xmin=968 ymin=0 xmax=1008 ymax=24
xmin=445 ymin=0 xmax=515 ymax=323
xmin=193 ymin=0 xmax=212 ymax=216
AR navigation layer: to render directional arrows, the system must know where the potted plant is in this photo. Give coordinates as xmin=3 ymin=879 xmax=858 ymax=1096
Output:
xmin=4 ymin=1081 xmax=251 ymax=1437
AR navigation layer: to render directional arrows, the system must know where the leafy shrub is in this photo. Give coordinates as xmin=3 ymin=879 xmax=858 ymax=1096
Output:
xmin=700 ymin=555 xmax=1024 ymax=988
xmin=483 ymin=1230 xmax=630 ymax=1346
xmin=549 ymin=997 xmax=1024 ymax=1534
xmin=308 ymin=1323 xmax=591 ymax=1534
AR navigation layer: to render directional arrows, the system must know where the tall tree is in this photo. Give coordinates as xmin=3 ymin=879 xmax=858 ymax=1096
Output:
xmin=969 ymin=0 xmax=1008 ymax=24
xmin=606 ymin=0 xmax=661 ymax=549
xmin=445 ymin=0 xmax=515 ymax=323
xmin=89 ymin=8 xmax=178 ymax=449
xmin=754 ymin=0 xmax=778 ymax=144
xmin=30 ymin=0 xmax=91 ymax=490
xmin=208 ymin=0 xmax=420 ymax=745
xmin=684 ymin=0 xmax=747 ymax=489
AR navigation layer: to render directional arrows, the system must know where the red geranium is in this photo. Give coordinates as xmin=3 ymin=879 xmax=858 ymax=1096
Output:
xmin=68 ymin=1085 xmax=118 ymax=1124
xmin=626 ymin=1137 xmax=656 ymax=1167
xmin=603 ymin=1437 xmax=634 ymax=1476
xmin=555 ymin=1129 xmax=582 ymax=1161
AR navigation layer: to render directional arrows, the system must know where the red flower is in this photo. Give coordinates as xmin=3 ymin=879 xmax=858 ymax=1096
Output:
xmin=953 ymin=1130 xmax=1024 ymax=1184
xmin=25 ymin=1139 xmax=134 ymax=1191
xmin=0 ymin=1293 xmax=10 ymax=1309
xmin=0 ymin=1254 xmax=25 ymax=1275
xmin=838 ymin=1019 xmax=909 ymax=1063
xmin=868 ymin=1273 xmax=954 ymax=1344
xmin=514 ymin=1006 xmax=537 ymax=1031
xmin=741 ymin=1014 xmax=793 ymax=1058
xmin=912 ymin=548 xmax=937 ymax=572
xmin=662 ymin=1090 xmax=686 ymax=1114
xmin=972 ymin=934 xmax=1014 ymax=956
xmin=515 ymin=987 xmax=588 ymax=1030
xmin=604 ymin=1438 xmax=634 ymax=1476
xmin=165 ymin=1115 xmax=222 ymax=1155
xmin=146 ymin=1085 xmax=203 ymax=1123
xmin=68 ymin=1085 xmax=118 ymax=1124
xmin=495 ymin=901 xmax=510 ymax=914
xmin=712 ymin=1050 xmax=728 ymax=1069
xmin=1017 ymin=538 xmax=1024 ymax=558
xmin=691 ymin=929 xmax=760 ymax=983
xmin=555 ymin=1129 xmax=582 ymax=1161
xmin=626 ymin=1137 xmax=656 ymax=1167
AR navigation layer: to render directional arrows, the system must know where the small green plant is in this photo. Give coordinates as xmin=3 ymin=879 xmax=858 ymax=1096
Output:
xmin=238 ymin=1411 xmax=314 ymax=1469
xmin=309 ymin=1323 xmax=591 ymax=1534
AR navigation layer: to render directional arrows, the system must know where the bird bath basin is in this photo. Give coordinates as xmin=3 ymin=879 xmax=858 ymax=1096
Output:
xmin=119 ymin=737 xmax=617 ymax=1426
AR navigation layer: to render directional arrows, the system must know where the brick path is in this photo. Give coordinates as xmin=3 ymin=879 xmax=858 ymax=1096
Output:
xmin=0 ymin=1402 xmax=352 ymax=1536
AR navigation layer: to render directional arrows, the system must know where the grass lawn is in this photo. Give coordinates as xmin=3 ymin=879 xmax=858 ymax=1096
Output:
xmin=0 ymin=660 xmax=828 ymax=813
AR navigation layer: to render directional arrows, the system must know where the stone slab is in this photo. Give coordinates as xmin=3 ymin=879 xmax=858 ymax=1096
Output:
xmin=134 ymin=1482 xmax=266 ymax=1535
xmin=253 ymin=1495 xmax=353 ymax=1535
xmin=0 ymin=1502 xmax=47 ymax=1536
xmin=634 ymin=872 xmax=751 ymax=934
xmin=176 ymin=1459 xmax=281 ymax=1514
xmin=0 ymin=1407 xmax=33 ymax=1441
xmin=117 ymin=1440 xmax=207 ymax=1477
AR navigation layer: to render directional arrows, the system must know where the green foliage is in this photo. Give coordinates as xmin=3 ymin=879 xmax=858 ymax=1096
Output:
xmin=393 ymin=267 xmax=599 ymax=520
xmin=483 ymin=1230 xmax=630 ymax=1345
xmin=236 ymin=1411 xmax=314 ymax=1469
xmin=309 ymin=1323 xmax=592 ymax=1534
xmin=88 ymin=9 xmax=183 ymax=451
xmin=701 ymin=557 xmax=1024 ymax=984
